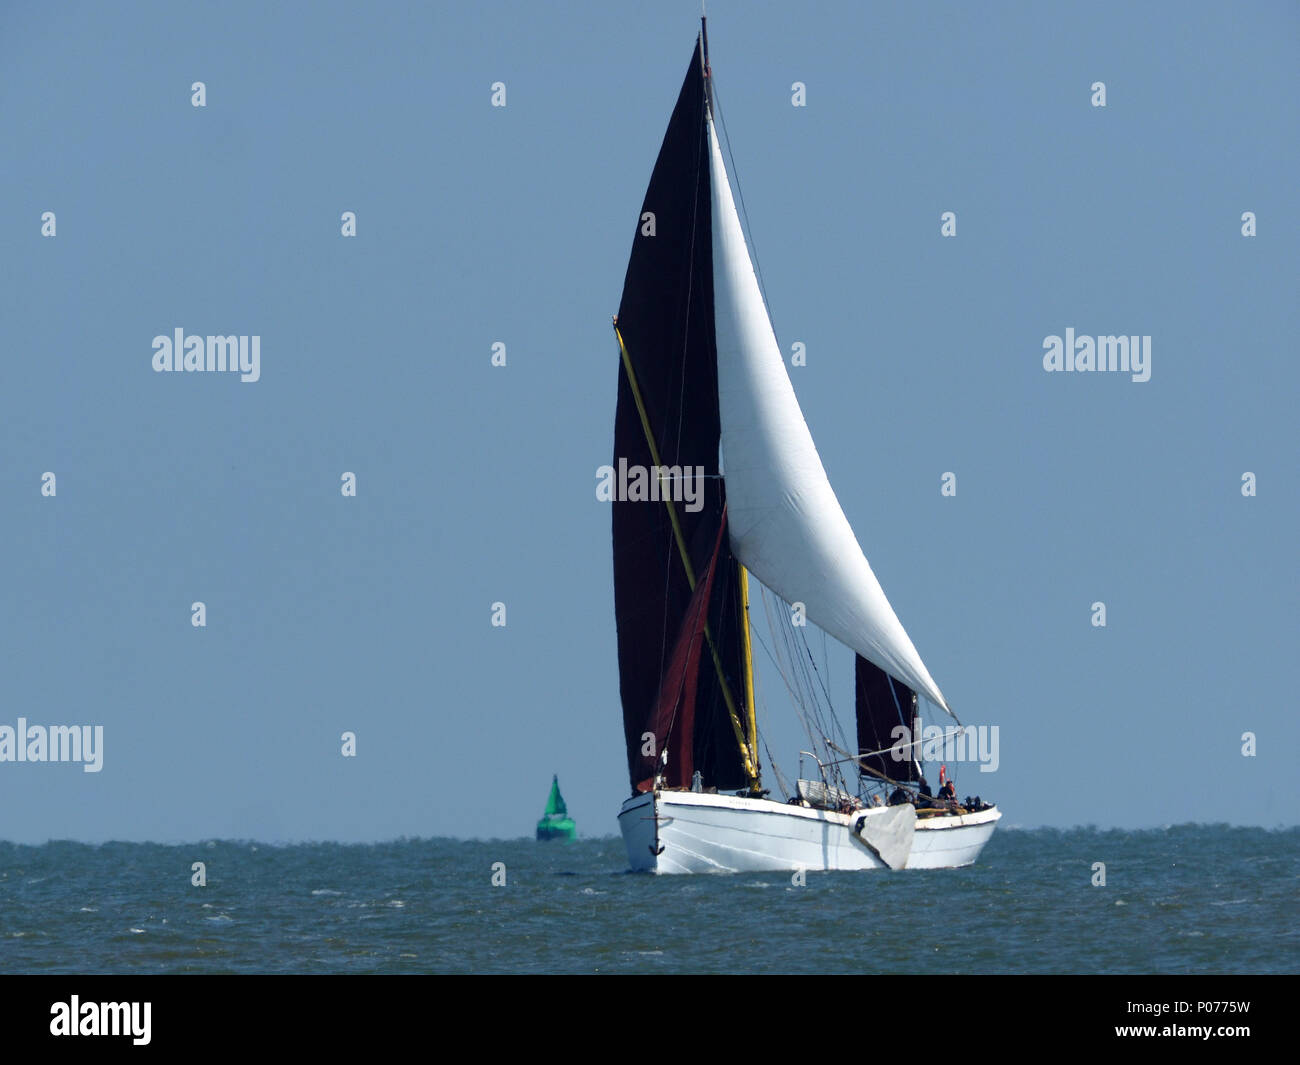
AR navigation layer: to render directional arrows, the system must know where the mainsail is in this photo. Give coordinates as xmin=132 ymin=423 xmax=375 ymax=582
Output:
xmin=706 ymin=113 xmax=953 ymax=715
xmin=611 ymin=37 xmax=754 ymax=794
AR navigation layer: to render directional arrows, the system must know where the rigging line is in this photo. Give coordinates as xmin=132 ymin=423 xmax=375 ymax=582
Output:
xmin=759 ymin=728 xmax=791 ymax=801
xmin=767 ymin=586 xmax=800 ymax=688
xmin=801 ymin=642 xmax=848 ymax=788
xmin=754 ymin=581 xmax=842 ymax=782
xmin=852 ymin=725 xmax=969 ymax=764
xmin=755 ymin=586 xmax=793 ymax=700
xmin=793 ymin=647 xmax=829 ymax=763
xmin=789 ymin=622 xmax=838 ymax=754
xmin=759 ymin=603 xmax=818 ymax=764
xmin=780 ymin=628 xmax=835 ymax=772
xmin=798 ymin=628 xmax=837 ymax=718
xmin=709 ymin=77 xmax=775 ymax=331
xmin=752 ymin=649 xmax=810 ymax=763
xmin=751 ymin=611 xmax=822 ymax=762
xmin=820 ymin=627 xmax=830 ymax=695
xmin=760 ymin=588 xmax=810 ymax=727
xmin=775 ymin=593 xmax=823 ymax=719
xmin=750 ymin=619 xmax=804 ymax=726
xmin=800 ymin=644 xmax=842 ymax=754
xmin=823 ymin=738 xmax=931 ymax=796
xmin=824 ymin=737 xmax=981 ymax=811
xmin=766 ymin=587 xmax=832 ymax=763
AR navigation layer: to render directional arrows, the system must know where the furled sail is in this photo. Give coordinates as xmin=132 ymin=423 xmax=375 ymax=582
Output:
xmin=611 ymin=38 xmax=752 ymax=793
xmin=706 ymin=113 xmax=953 ymax=714
xmin=855 ymin=655 xmax=920 ymax=782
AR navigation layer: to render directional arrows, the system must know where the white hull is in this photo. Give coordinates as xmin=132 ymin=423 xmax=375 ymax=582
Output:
xmin=618 ymin=790 xmax=1000 ymax=874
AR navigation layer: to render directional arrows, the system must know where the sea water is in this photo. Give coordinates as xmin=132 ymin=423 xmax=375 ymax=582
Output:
xmin=1 ymin=825 xmax=1294 ymax=974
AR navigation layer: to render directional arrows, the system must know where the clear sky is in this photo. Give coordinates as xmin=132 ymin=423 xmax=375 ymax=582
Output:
xmin=1 ymin=1 xmax=1295 ymax=842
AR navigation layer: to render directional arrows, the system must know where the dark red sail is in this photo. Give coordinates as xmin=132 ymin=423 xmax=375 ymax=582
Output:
xmin=635 ymin=513 xmax=730 ymax=792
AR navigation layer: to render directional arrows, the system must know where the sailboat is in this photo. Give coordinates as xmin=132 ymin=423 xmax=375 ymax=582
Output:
xmin=610 ymin=21 xmax=999 ymax=874
xmin=536 ymin=775 xmax=576 ymax=841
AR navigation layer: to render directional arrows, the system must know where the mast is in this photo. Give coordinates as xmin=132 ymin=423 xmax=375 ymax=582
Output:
xmin=611 ymin=33 xmax=758 ymax=795
xmin=701 ymin=11 xmax=761 ymax=793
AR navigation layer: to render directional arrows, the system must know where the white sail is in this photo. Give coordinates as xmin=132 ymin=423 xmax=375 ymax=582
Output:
xmin=706 ymin=113 xmax=952 ymax=714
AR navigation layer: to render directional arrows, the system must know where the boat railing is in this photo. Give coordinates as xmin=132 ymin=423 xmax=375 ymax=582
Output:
xmin=797 ymin=750 xmax=830 ymax=791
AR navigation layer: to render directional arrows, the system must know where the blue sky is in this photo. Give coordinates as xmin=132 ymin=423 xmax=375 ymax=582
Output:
xmin=1 ymin=0 xmax=1295 ymax=842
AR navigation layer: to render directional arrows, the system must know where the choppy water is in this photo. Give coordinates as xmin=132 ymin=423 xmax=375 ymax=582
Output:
xmin=1 ymin=826 xmax=1295 ymax=974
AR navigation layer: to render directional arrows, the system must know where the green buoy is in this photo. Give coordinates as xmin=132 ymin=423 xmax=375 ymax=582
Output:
xmin=536 ymin=774 xmax=576 ymax=841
